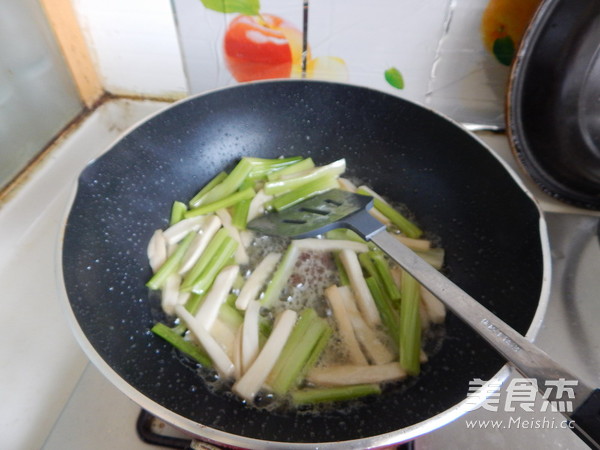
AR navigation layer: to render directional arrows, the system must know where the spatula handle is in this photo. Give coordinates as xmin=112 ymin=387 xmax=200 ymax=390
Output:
xmin=365 ymin=227 xmax=599 ymax=448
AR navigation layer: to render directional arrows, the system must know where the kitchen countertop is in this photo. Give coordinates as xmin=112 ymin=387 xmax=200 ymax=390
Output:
xmin=1 ymin=97 xmax=597 ymax=449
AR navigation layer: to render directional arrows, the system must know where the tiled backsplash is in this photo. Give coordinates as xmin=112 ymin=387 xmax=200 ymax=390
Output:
xmin=172 ymin=0 xmax=515 ymax=128
xmin=70 ymin=0 xmax=522 ymax=128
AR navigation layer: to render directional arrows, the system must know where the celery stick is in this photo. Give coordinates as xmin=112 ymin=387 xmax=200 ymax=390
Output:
xmin=356 ymin=187 xmax=422 ymax=238
xmin=195 ymin=159 xmax=253 ymax=207
xmin=180 ymin=228 xmax=229 ymax=291
xmin=169 ymin=201 xmax=187 ymax=225
xmin=295 ymin=323 xmax=332 ymax=385
xmin=151 ymin=322 xmax=212 ymax=367
xmin=219 ymin=302 xmax=244 ymax=329
xmin=269 ymin=317 xmax=329 ymax=395
xmin=325 ymin=228 xmax=366 ymax=244
xmin=366 ymin=277 xmax=400 ymax=345
xmin=185 ymin=187 xmax=255 ymax=218
xmin=371 ymin=251 xmax=401 ymax=300
xmin=264 ymin=159 xmax=345 ymax=196
xmin=246 ymin=156 xmax=303 ymax=179
xmin=266 ymin=158 xmax=314 ymax=181
xmin=267 ymin=309 xmax=317 ymax=388
xmin=260 ymin=244 xmax=299 ymax=308
xmin=333 ymin=252 xmax=350 ymax=286
xmin=269 ymin=175 xmax=339 ymax=211
xmin=232 ymin=197 xmax=251 ymax=229
xmin=146 ymin=232 xmax=195 ymax=290
xmin=399 ymin=270 xmax=422 ymax=376
xmin=291 ymin=384 xmax=381 ymax=405
xmin=190 ymin=238 xmax=238 ymax=294
xmin=184 ymin=292 xmax=204 ymax=315
xmin=189 ymin=171 xmax=227 ymax=207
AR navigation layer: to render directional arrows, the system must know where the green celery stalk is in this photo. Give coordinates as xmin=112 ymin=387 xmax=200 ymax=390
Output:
xmin=291 ymin=384 xmax=381 ymax=405
xmin=333 ymin=252 xmax=350 ymax=286
xmin=294 ymin=324 xmax=332 ymax=385
xmin=180 ymin=228 xmax=229 ymax=291
xmin=190 ymin=237 xmax=238 ymax=294
xmin=246 ymin=156 xmax=303 ymax=179
xmin=264 ymin=158 xmax=345 ymax=196
xmin=325 ymin=228 xmax=366 ymax=244
xmin=266 ymin=157 xmax=315 ymax=181
xmin=370 ymin=251 xmax=401 ymax=300
xmin=146 ymin=232 xmax=195 ymax=290
xmin=366 ymin=276 xmax=400 ymax=346
xmin=183 ymin=292 xmax=204 ymax=315
xmin=269 ymin=317 xmax=330 ymax=395
xmin=269 ymin=175 xmax=339 ymax=211
xmin=260 ymin=244 xmax=299 ymax=307
xmin=195 ymin=159 xmax=253 ymax=207
xmin=356 ymin=187 xmax=422 ymax=238
xmin=185 ymin=187 xmax=255 ymax=218
xmin=267 ymin=309 xmax=317 ymax=389
xmin=399 ymin=270 xmax=421 ymax=376
xmin=218 ymin=302 xmax=244 ymax=329
xmin=151 ymin=322 xmax=212 ymax=367
xmin=189 ymin=171 xmax=227 ymax=207
xmin=169 ymin=201 xmax=187 ymax=225
xmin=231 ymin=179 xmax=254 ymax=229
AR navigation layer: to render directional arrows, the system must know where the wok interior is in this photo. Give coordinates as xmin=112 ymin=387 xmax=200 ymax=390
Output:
xmin=62 ymin=81 xmax=544 ymax=443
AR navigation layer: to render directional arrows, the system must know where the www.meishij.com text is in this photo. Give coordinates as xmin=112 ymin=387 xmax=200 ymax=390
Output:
xmin=465 ymin=416 xmax=575 ymax=430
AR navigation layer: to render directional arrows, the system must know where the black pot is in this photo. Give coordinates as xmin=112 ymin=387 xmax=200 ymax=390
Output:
xmin=61 ymin=80 xmax=547 ymax=448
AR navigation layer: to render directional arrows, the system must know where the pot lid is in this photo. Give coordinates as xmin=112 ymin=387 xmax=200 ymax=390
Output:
xmin=508 ymin=0 xmax=600 ymax=210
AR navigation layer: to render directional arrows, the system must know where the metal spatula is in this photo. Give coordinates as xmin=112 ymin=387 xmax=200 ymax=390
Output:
xmin=247 ymin=189 xmax=600 ymax=448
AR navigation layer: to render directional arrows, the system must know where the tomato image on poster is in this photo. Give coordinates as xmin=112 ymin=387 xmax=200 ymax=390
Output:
xmin=200 ymin=0 xmax=349 ymax=82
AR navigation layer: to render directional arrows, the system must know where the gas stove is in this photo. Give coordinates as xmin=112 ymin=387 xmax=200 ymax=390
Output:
xmin=1 ymin=98 xmax=597 ymax=450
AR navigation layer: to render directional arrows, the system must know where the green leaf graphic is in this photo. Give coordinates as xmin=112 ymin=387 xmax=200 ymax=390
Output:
xmin=493 ymin=36 xmax=515 ymax=66
xmin=200 ymin=0 xmax=260 ymax=16
xmin=384 ymin=67 xmax=405 ymax=90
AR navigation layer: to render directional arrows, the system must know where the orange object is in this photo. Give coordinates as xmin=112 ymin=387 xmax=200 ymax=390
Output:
xmin=224 ymin=14 xmax=303 ymax=82
xmin=481 ymin=0 xmax=542 ymax=61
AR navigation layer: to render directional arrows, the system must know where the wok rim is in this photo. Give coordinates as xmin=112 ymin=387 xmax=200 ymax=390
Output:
xmin=57 ymin=79 xmax=552 ymax=448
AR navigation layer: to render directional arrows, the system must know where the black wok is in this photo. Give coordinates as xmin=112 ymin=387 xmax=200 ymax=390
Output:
xmin=61 ymin=80 xmax=547 ymax=447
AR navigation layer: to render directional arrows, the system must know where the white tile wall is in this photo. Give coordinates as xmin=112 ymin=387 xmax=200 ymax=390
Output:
xmin=72 ymin=0 xmax=188 ymax=98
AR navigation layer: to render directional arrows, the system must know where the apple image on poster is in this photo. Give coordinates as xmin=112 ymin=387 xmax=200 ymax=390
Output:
xmin=201 ymin=0 xmax=348 ymax=82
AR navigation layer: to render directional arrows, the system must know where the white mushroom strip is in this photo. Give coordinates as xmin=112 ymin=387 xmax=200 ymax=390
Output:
xmin=241 ymin=299 xmax=261 ymax=373
xmin=338 ymin=249 xmax=380 ymax=327
xmin=175 ymin=305 xmax=234 ymax=378
xmin=235 ymin=252 xmax=282 ymax=310
xmin=307 ymin=362 xmax=406 ymax=387
xmin=390 ymin=233 xmax=432 ymax=252
xmin=162 ymin=216 xmax=206 ymax=245
xmin=324 ymin=285 xmax=368 ymax=365
xmin=337 ymin=286 xmax=395 ymax=365
xmin=216 ymin=208 xmax=249 ymax=265
xmin=194 ymin=265 xmax=239 ymax=330
xmin=246 ymin=189 xmax=273 ymax=223
xmin=209 ymin=318 xmax=237 ymax=360
xmin=232 ymin=309 xmax=297 ymax=401
xmin=292 ymin=238 xmax=368 ymax=253
xmin=420 ymin=286 xmax=446 ymax=324
xmin=147 ymin=229 xmax=167 ymax=272
xmin=178 ymin=215 xmax=222 ymax=275
xmin=161 ymin=273 xmax=181 ymax=316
